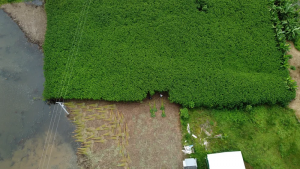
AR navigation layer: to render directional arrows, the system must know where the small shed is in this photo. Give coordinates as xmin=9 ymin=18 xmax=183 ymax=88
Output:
xmin=207 ymin=151 xmax=246 ymax=169
xmin=183 ymin=158 xmax=197 ymax=169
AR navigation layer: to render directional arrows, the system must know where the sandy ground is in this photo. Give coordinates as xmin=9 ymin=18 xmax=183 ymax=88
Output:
xmin=66 ymin=94 xmax=183 ymax=169
xmin=287 ymin=42 xmax=300 ymax=119
xmin=118 ymin=94 xmax=183 ymax=169
xmin=1 ymin=2 xmax=46 ymax=47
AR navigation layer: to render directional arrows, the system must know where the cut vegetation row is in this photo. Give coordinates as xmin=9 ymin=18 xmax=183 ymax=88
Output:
xmin=66 ymin=102 xmax=131 ymax=168
xmin=65 ymin=94 xmax=183 ymax=169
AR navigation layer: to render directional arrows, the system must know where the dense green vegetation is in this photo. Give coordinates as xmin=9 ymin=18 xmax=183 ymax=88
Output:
xmin=181 ymin=106 xmax=300 ymax=169
xmin=43 ymin=0 xmax=295 ymax=108
xmin=0 ymin=0 xmax=22 ymax=5
xmin=294 ymin=36 xmax=300 ymax=51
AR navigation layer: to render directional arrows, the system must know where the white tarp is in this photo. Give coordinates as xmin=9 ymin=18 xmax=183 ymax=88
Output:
xmin=207 ymin=151 xmax=246 ymax=169
xmin=182 ymin=145 xmax=193 ymax=154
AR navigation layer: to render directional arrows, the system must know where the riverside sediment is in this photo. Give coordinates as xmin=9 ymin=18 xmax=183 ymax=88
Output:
xmin=1 ymin=2 xmax=46 ymax=47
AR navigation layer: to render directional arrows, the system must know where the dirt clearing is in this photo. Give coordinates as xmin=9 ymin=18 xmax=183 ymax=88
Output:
xmin=287 ymin=42 xmax=300 ymax=120
xmin=1 ymin=2 xmax=46 ymax=47
xmin=65 ymin=94 xmax=183 ymax=169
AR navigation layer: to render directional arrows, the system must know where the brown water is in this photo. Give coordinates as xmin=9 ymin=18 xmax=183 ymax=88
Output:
xmin=0 ymin=9 xmax=79 ymax=169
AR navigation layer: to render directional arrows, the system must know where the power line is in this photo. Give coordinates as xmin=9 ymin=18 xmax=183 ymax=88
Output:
xmin=45 ymin=0 xmax=93 ymax=168
xmin=38 ymin=0 xmax=92 ymax=168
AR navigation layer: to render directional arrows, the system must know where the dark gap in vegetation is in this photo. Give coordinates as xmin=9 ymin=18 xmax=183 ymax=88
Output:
xmin=195 ymin=0 xmax=208 ymax=12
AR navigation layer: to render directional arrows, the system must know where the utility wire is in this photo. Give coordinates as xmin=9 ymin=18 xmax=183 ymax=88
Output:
xmin=45 ymin=0 xmax=93 ymax=168
xmin=38 ymin=0 xmax=91 ymax=168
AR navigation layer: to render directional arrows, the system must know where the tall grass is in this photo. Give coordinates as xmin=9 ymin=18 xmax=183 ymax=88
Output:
xmin=181 ymin=106 xmax=300 ymax=169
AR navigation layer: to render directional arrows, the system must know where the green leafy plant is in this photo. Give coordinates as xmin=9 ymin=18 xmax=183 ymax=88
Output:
xmin=284 ymin=77 xmax=298 ymax=91
xmin=283 ymin=54 xmax=293 ymax=60
xmin=189 ymin=101 xmax=195 ymax=109
xmin=149 ymin=102 xmax=155 ymax=117
xmin=245 ymin=105 xmax=253 ymax=112
xmin=270 ymin=0 xmax=300 ymax=41
xmin=281 ymin=59 xmax=289 ymax=69
xmin=160 ymin=99 xmax=165 ymax=111
xmin=279 ymin=42 xmax=290 ymax=52
xmin=290 ymin=65 xmax=296 ymax=70
xmin=180 ymin=108 xmax=189 ymax=120
xmin=161 ymin=110 xmax=166 ymax=117
xmin=294 ymin=36 xmax=300 ymax=51
xmin=160 ymin=105 xmax=165 ymax=111
xmin=153 ymin=101 xmax=157 ymax=113
xmin=149 ymin=90 xmax=155 ymax=96
xmin=150 ymin=109 xmax=156 ymax=118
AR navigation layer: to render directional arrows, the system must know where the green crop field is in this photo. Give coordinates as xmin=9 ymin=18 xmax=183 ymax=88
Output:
xmin=43 ymin=0 xmax=295 ymax=108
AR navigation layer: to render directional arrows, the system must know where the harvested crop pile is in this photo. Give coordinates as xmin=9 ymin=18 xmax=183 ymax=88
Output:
xmin=66 ymin=102 xmax=131 ymax=168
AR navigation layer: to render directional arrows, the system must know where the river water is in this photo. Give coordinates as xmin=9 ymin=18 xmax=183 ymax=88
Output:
xmin=0 ymin=9 xmax=79 ymax=169
xmin=24 ymin=0 xmax=44 ymax=6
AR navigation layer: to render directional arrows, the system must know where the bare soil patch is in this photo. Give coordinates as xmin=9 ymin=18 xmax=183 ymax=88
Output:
xmin=287 ymin=42 xmax=300 ymax=119
xmin=65 ymin=94 xmax=183 ymax=169
xmin=1 ymin=2 xmax=46 ymax=47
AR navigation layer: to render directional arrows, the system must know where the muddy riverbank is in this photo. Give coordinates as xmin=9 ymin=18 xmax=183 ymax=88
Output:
xmin=0 ymin=8 xmax=79 ymax=168
xmin=1 ymin=2 xmax=46 ymax=47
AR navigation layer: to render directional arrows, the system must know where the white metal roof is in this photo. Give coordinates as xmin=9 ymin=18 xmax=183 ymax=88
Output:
xmin=207 ymin=151 xmax=246 ymax=169
xmin=183 ymin=158 xmax=197 ymax=167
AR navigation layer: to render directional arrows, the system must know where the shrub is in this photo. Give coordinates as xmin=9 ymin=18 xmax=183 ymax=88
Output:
xmin=189 ymin=101 xmax=195 ymax=109
xmin=245 ymin=105 xmax=253 ymax=112
xmin=149 ymin=91 xmax=155 ymax=96
xmin=180 ymin=108 xmax=189 ymax=120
